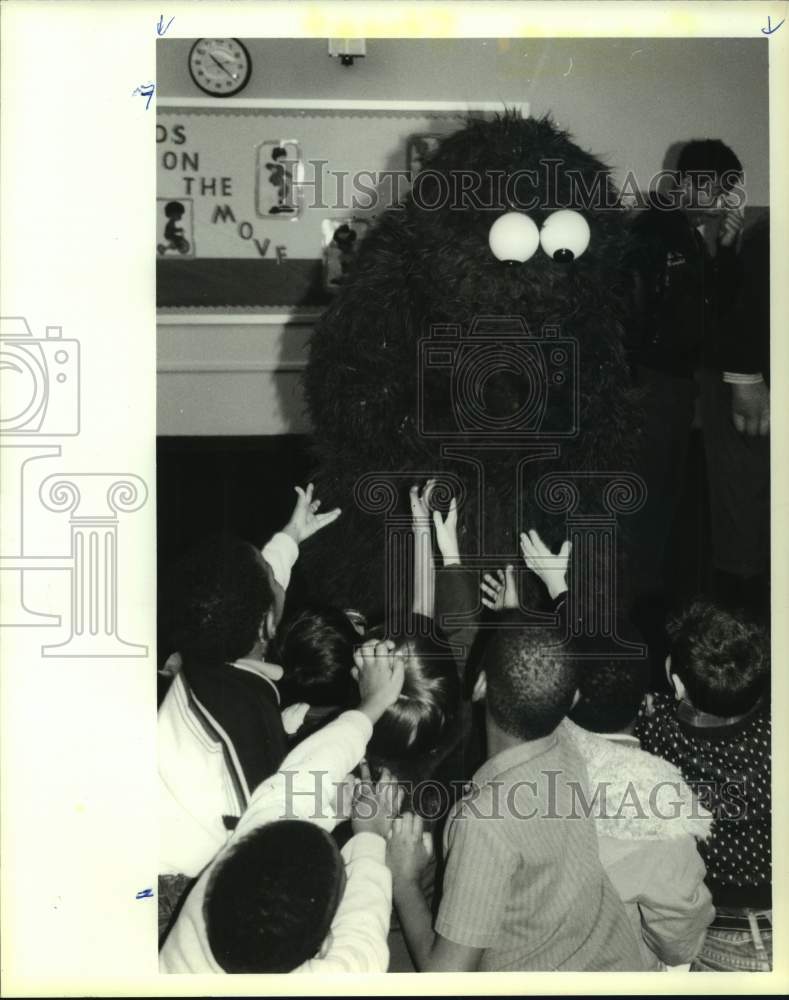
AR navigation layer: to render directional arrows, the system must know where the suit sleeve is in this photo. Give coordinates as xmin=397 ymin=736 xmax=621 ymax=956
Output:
xmin=434 ymin=565 xmax=481 ymax=681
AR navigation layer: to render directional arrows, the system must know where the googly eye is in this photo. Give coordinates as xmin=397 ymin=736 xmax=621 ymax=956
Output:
xmin=539 ymin=210 xmax=591 ymax=263
xmin=488 ymin=212 xmax=540 ymax=264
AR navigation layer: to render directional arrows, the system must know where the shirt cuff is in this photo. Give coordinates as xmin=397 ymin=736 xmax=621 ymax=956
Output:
xmin=342 ymin=830 xmax=387 ymax=863
xmin=723 ymin=372 xmax=764 ymax=385
xmin=261 ymin=531 xmax=299 ymax=591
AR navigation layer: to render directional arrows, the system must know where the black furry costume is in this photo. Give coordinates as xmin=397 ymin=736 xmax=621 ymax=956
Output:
xmin=303 ymin=113 xmax=641 ymax=620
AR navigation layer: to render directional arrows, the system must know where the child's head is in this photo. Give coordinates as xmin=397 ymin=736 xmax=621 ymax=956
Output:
xmin=270 ymin=604 xmax=359 ymax=709
xmin=165 ymin=534 xmax=278 ymax=667
xmin=366 ymin=630 xmax=461 ymax=783
xmin=569 ymin=623 xmax=649 ymax=733
xmin=667 ymin=599 xmax=769 ymax=717
xmin=204 ymin=819 xmax=345 ymax=973
xmin=484 ymin=617 xmax=578 ymax=740
xmin=164 ymin=200 xmax=185 ymax=219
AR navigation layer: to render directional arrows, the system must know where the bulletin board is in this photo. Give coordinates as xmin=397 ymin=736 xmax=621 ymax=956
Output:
xmin=156 ymin=102 xmax=527 ymax=314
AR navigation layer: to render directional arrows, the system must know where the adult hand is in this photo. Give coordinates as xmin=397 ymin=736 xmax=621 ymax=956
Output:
xmin=282 ymin=483 xmax=341 ymax=544
xmin=732 ymin=381 xmax=769 ymax=436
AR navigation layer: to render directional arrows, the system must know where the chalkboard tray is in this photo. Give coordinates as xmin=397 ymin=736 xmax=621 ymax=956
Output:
xmin=157 ymin=258 xmax=333 ymax=311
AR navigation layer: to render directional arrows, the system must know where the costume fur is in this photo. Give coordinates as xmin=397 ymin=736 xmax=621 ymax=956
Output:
xmin=302 ymin=113 xmax=640 ymax=618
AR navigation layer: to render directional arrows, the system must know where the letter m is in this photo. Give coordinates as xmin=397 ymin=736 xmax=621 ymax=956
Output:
xmin=212 ymin=204 xmax=236 ymax=224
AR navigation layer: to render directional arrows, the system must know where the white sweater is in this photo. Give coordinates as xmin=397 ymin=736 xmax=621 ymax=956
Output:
xmin=158 ymin=532 xmax=300 ymax=876
xmin=159 ymin=710 xmax=392 ymax=974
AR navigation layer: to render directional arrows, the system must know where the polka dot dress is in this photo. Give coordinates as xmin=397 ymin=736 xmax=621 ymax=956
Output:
xmin=635 ymin=692 xmax=771 ymax=906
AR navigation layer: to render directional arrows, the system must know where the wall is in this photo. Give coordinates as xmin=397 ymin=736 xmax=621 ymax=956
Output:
xmin=156 ymin=37 xmax=769 ymax=435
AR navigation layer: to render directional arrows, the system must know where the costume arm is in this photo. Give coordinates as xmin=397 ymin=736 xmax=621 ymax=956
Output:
xmin=298 ymin=832 xmax=392 ymax=973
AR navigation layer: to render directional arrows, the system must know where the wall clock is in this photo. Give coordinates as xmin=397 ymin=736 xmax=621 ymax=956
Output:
xmin=188 ymin=39 xmax=252 ymax=97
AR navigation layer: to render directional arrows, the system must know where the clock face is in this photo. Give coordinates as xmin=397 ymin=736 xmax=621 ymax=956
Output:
xmin=188 ymin=39 xmax=252 ymax=97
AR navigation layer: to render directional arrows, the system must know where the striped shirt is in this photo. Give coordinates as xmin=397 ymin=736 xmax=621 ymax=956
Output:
xmin=435 ymin=725 xmax=646 ymax=970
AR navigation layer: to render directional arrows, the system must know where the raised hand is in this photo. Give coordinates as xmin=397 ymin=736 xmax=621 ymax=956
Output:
xmin=386 ymin=811 xmax=434 ymax=885
xmin=352 ymin=765 xmax=404 ymax=840
xmin=433 ymin=496 xmax=459 ymax=566
xmin=282 ymin=482 xmax=341 ymax=544
xmin=519 ymin=529 xmax=571 ymax=600
xmin=410 ymin=479 xmax=437 ymax=528
xmin=352 ymin=638 xmax=405 ymax=724
xmin=480 ymin=565 xmax=519 ymax=611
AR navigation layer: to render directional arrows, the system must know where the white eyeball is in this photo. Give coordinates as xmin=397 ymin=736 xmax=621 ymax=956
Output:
xmin=488 ymin=212 xmax=540 ymax=264
xmin=539 ymin=210 xmax=591 ymax=262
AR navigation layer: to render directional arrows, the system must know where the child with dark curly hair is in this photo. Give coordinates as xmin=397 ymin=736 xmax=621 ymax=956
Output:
xmin=158 ymin=484 xmax=340 ymax=885
xmin=160 ymin=642 xmax=404 ymax=973
xmin=635 ymin=599 xmax=772 ymax=972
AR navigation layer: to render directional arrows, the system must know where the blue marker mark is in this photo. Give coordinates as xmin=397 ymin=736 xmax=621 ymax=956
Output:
xmin=761 ymin=15 xmax=784 ymax=34
xmin=136 ymin=888 xmax=154 ymax=899
xmin=156 ymin=15 xmax=175 ymax=37
xmin=132 ymin=83 xmax=155 ymax=110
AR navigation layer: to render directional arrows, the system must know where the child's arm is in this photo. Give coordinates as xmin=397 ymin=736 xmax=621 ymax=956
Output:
xmin=635 ymin=837 xmax=715 ymax=966
xmin=299 ymin=775 xmax=401 ymax=973
xmin=388 ymin=812 xmax=485 ymax=972
xmin=261 ymin=483 xmax=341 ymax=593
xmin=233 ymin=641 xmax=403 ymax=838
xmin=433 ymin=496 xmax=460 ymax=566
xmin=410 ymin=481 xmax=436 ymax=619
xmin=431 ymin=495 xmax=482 ymax=679
xmin=300 ymin=832 xmax=392 ymax=972
xmin=520 ymin=529 xmax=571 ymax=601
xmin=300 ymin=772 xmax=401 ymax=972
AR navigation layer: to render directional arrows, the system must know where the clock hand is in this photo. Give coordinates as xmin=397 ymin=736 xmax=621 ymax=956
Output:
xmin=210 ymin=54 xmax=236 ymax=79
